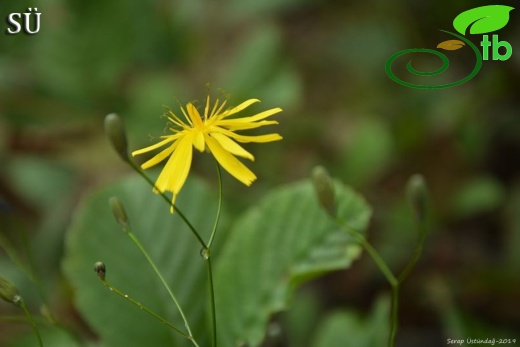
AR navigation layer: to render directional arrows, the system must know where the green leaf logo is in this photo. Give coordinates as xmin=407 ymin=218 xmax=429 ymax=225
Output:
xmin=453 ymin=5 xmax=514 ymax=35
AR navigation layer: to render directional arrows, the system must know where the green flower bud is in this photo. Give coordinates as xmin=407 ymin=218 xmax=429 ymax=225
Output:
xmin=311 ymin=166 xmax=336 ymax=215
xmin=406 ymin=174 xmax=428 ymax=222
xmin=104 ymin=113 xmax=129 ymax=162
xmin=94 ymin=261 xmax=106 ymax=281
xmin=0 ymin=274 xmax=23 ymax=307
xmin=109 ymin=196 xmax=129 ymax=231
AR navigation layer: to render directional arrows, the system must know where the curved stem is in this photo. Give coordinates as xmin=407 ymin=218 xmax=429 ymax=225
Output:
xmin=127 ymin=160 xmax=206 ymax=248
xmin=208 ymin=162 xmax=222 ymax=249
xmin=336 ymin=220 xmax=398 ymax=287
xmin=126 ymin=231 xmax=197 ymax=345
xmin=335 ymin=220 xmax=398 ymax=347
xmin=398 ymin=222 xmax=427 ymax=284
xmin=19 ymin=300 xmax=43 ymax=347
xmin=98 ymin=277 xmax=191 ymax=339
xmin=206 ymin=161 xmax=222 ymax=347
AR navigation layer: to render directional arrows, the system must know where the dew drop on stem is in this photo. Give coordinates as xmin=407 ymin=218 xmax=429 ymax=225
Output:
xmin=200 ymin=247 xmax=209 ymax=259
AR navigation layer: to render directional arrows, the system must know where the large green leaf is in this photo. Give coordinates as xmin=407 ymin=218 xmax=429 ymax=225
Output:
xmin=63 ymin=175 xmax=223 ymax=347
xmin=453 ymin=5 xmax=514 ymax=35
xmin=215 ymin=179 xmax=371 ymax=346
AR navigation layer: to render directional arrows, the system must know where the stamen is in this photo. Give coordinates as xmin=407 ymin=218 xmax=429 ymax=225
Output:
xmin=204 ymin=95 xmax=210 ymax=120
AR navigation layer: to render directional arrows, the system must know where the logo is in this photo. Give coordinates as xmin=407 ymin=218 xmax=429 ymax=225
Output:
xmin=385 ymin=5 xmax=514 ymax=89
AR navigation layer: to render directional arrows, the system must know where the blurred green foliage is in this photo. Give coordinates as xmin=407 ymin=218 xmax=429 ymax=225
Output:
xmin=1 ymin=0 xmax=520 ymax=346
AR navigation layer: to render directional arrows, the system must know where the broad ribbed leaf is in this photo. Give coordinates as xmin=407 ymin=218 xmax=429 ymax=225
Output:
xmin=215 ymin=179 xmax=371 ymax=346
xmin=453 ymin=5 xmax=514 ymax=35
xmin=63 ymin=175 xmax=223 ymax=347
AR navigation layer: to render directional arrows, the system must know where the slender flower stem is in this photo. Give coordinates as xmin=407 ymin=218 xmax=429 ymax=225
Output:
xmin=126 ymin=231 xmax=198 ymax=346
xmin=206 ymin=161 xmax=223 ymax=347
xmin=127 ymin=160 xmax=207 ymax=248
xmin=336 ymin=220 xmax=398 ymax=287
xmin=389 ymin=284 xmax=399 ymax=347
xmin=18 ymin=300 xmax=43 ymax=347
xmin=398 ymin=222 xmax=427 ymax=283
xmin=335 ymin=220 xmax=399 ymax=347
xmin=208 ymin=162 xmax=222 ymax=249
xmin=206 ymin=255 xmax=217 ymax=347
xmin=97 ymin=277 xmax=191 ymax=340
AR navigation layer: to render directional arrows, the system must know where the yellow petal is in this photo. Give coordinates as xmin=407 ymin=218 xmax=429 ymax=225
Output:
xmin=187 ymin=103 xmax=204 ymax=128
xmin=192 ymin=130 xmax=205 ymax=152
xmin=131 ymin=135 xmax=178 ymax=156
xmin=154 ymin=134 xmax=193 ymax=198
xmin=217 ymin=120 xmax=279 ymax=131
xmin=219 ymin=99 xmax=260 ymax=119
xmin=213 ymin=127 xmax=283 ymax=143
xmin=220 ymin=108 xmax=282 ymax=124
xmin=211 ymin=132 xmax=254 ymax=161
xmin=205 ymin=134 xmax=256 ymax=186
xmin=141 ymin=140 xmax=179 ymax=169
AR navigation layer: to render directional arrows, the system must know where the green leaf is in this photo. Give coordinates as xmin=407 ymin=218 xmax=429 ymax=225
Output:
xmin=63 ymin=175 xmax=223 ymax=347
xmin=453 ymin=5 xmax=514 ymax=35
xmin=311 ymin=295 xmax=390 ymax=347
xmin=215 ymin=179 xmax=371 ymax=346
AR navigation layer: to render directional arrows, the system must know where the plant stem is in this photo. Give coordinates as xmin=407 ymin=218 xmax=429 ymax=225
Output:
xmin=389 ymin=284 xmax=399 ymax=347
xmin=207 ymin=163 xmax=222 ymax=249
xmin=335 ymin=220 xmax=399 ymax=347
xmin=19 ymin=299 xmax=43 ymax=347
xmin=206 ymin=255 xmax=217 ymax=347
xmin=126 ymin=231 xmax=197 ymax=345
xmin=206 ymin=161 xmax=222 ymax=347
xmin=398 ymin=222 xmax=427 ymax=283
xmin=99 ymin=277 xmax=195 ymax=342
xmin=127 ymin=160 xmax=206 ymax=248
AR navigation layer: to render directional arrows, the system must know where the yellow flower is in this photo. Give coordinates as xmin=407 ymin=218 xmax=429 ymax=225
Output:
xmin=132 ymin=95 xmax=282 ymax=209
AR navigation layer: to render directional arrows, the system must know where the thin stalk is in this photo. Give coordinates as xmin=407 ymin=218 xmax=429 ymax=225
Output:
xmin=19 ymin=300 xmax=43 ymax=347
xmin=127 ymin=160 xmax=206 ymax=248
xmin=206 ymin=161 xmax=222 ymax=347
xmin=389 ymin=285 xmax=399 ymax=347
xmin=336 ymin=220 xmax=397 ymax=287
xmin=335 ymin=220 xmax=399 ymax=347
xmin=398 ymin=222 xmax=427 ymax=283
xmin=98 ymin=278 xmax=192 ymax=340
xmin=126 ymin=231 xmax=197 ymax=343
xmin=206 ymin=255 xmax=217 ymax=347
xmin=207 ymin=162 xmax=222 ymax=249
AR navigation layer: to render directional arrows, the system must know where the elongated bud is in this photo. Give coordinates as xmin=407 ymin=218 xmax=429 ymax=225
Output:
xmin=311 ymin=166 xmax=336 ymax=215
xmin=0 ymin=274 xmax=23 ymax=307
xmin=109 ymin=196 xmax=129 ymax=231
xmin=406 ymin=174 xmax=428 ymax=222
xmin=94 ymin=262 xmax=106 ymax=280
xmin=104 ymin=113 xmax=129 ymax=162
